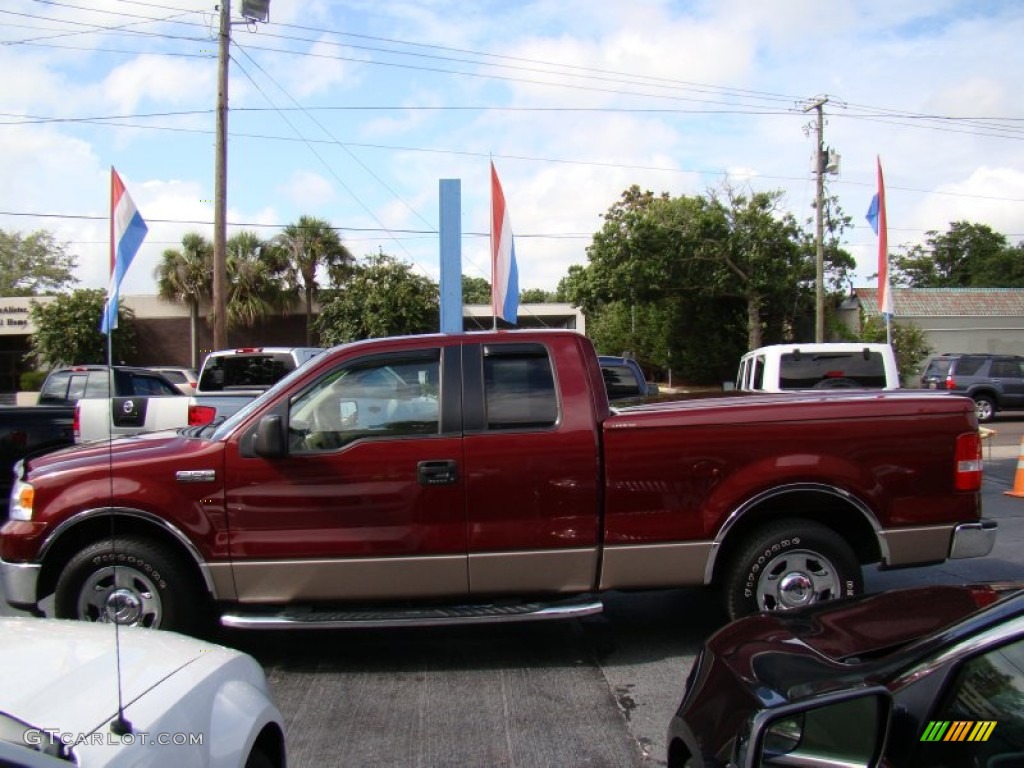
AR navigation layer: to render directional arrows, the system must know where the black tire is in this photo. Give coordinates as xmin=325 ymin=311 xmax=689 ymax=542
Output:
xmin=244 ymin=746 xmax=276 ymax=768
xmin=723 ymin=519 xmax=862 ymax=621
xmin=973 ymin=395 xmax=996 ymax=423
xmin=54 ymin=536 xmax=200 ymax=633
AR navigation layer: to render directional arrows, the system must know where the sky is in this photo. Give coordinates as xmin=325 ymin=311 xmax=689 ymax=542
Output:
xmin=1 ymin=0 xmax=1023 ymax=301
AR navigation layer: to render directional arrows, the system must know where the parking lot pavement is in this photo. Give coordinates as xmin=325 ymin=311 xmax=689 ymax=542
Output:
xmin=229 ymin=621 xmax=648 ymax=768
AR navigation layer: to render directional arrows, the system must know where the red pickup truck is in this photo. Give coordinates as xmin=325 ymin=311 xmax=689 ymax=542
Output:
xmin=1 ymin=331 xmax=995 ymax=635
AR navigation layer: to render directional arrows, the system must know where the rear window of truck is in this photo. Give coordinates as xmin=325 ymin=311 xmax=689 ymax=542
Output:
xmin=199 ymin=354 xmax=296 ymax=391
xmin=779 ymin=351 xmax=888 ymax=389
xmin=483 ymin=346 xmax=557 ymax=429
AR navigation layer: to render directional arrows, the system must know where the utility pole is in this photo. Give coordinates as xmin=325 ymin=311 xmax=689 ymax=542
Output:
xmin=213 ymin=0 xmax=270 ymax=352
xmin=213 ymin=1 xmax=230 ymax=351
xmin=803 ymin=96 xmax=828 ymax=343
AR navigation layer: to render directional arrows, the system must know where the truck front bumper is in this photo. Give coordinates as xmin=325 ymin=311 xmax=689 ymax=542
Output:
xmin=0 ymin=559 xmax=40 ymax=608
xmin=950 ymin=519 xmax=998 ymax=559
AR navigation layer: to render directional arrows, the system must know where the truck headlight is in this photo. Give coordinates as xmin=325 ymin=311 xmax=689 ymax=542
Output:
xmin=9 ymin=478 xmax=34 ymax=521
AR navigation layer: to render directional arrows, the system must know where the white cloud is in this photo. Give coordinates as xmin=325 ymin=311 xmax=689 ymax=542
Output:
xmin=279 ymin=170 xmax=335 ymax=207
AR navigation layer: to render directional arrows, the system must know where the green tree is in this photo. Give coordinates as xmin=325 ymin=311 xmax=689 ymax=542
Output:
xmin=0 ymin=228 xmax=78 ymax=296
xmin=851 ymin=314 xmax=933 ymax=383
xmin=892 ymin=222 xmax=1011 ymax=287
xmin=315 ymin=253 xmax=439 ymax=344
xmin=226 ymin=231 xmax=293 ymax=330
xmin=154 ymin=232 xmax=211 ymax=368
xmin=462 ymin=275 xmax=491 ymax=304
xmin=520 ymin=288 xmax=557 ymax=303
xmin=275 ymin=216 xmax=354 ymax=345
xmin=28 ymin=289 xmax=136 ymax=367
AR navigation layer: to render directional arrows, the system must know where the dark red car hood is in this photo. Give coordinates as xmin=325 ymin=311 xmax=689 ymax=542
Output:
xmin=708 ymin=584 xmax=1012 ymax=702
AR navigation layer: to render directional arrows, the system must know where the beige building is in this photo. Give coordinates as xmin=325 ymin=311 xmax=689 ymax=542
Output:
xmin=0 ymin=294 xmax=585 ymax=393
xmin=845 ymin=287 xmax=1024 ymax=375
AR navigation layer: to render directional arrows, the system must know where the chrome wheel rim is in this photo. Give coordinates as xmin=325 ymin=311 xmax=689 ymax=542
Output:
xmin=78 ymin=565 xmax=162 ymax=627
xmin=755 ymin=549 xmax=839 ymax=611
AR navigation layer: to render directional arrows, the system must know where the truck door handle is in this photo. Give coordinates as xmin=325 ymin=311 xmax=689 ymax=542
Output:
xmin=417 ymin=459 xmax=458 ymax=486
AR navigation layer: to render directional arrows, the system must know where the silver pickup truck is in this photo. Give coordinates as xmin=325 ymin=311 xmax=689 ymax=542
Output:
xmin=189 ymin=347 xmax=324 ymax=426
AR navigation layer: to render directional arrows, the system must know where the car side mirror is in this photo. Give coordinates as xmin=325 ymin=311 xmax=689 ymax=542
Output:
xmin=742 ymin=686 xmax=891 ymax=768
xmin=253 ymin=414 xmax=286 ymax=458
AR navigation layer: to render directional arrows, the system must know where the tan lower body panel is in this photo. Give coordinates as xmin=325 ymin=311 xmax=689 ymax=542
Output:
xmin=880 ymin=525 xmax=954 ymax=567
xmin=468 ymin=548 xmax=598 ymax=594
xmin=600 ymin=541 xmax=713 ymax=590
xmin=229 ymin=555 xmax=467 ymax=603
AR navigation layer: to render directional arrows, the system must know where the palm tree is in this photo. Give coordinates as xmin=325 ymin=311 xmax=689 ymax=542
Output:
xmin=154 ymin=232 xmax=211 ymax=368
xmin=275 ymin=216 xmax=354 ymax=345
xmin=226 ymin=231 xmax=293 ymax=329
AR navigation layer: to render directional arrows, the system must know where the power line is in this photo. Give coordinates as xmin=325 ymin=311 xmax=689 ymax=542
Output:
xmin=7 ymin=3 xmax=1023 ymax=140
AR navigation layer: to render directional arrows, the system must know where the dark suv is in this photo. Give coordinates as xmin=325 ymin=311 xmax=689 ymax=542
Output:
xmin=38 ymin=365 xmax=182 ymax=406
xmin=920 ymin=353 xmax=1024 ymax=422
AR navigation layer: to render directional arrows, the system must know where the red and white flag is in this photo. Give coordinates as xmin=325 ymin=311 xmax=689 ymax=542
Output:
xmin=490 ymin=161 xmax=519 ymax=324
xmin=101 ymin=168 xmax=148 ymax=333
xmin=865 ymin=156 xmax=893 ymax=317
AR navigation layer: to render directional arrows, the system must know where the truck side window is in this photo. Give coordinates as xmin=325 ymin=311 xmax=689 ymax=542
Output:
xmin=75 ymin=373 xmax=98 ymax=399
xmin=40 ymin=371 xmax=71 ymax=401
xmin=289 ymin=351 xmax=441 ymax=452
xmin=483 ymin=347 xmax=557 ymax=430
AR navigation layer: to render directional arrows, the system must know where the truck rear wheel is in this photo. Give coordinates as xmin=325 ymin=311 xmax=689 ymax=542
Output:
xmin=724 ymin=520 xmax=862 ymax=621
xmin=54 ymin=536 xmax=199 ymax=633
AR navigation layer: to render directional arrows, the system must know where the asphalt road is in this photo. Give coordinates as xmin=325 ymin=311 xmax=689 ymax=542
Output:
xmin=4 ymin=415 xmax=1024 ymax=767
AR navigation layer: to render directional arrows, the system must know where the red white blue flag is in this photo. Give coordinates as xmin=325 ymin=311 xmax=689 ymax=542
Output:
xmin=865 ymin=156 xmax=893 ymax=317
xmin=490 ymin=161 xmax=519 ymax=324
xmin=101 ymin=167 xmax=148 ymax=333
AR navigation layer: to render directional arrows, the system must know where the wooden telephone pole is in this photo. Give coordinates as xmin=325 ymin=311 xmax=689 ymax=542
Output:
xmin=804 ymin=96 xmax=829 ymax=343
xmin=213 ymin=1 xmax=270 ymax=351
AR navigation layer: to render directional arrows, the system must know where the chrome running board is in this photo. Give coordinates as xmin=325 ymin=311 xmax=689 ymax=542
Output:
xmin=220 ymin=595 xmax=603 ymax=630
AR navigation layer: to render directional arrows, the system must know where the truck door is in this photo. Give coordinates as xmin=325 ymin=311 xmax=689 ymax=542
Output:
xmin=461 ymin=341 xmax=601 ymax=595
xmin=224 ymin=346 xmax=468 ymax=604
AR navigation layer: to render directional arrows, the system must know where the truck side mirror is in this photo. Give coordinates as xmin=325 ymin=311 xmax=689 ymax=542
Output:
xmin=253 ymin=414 xmax=286 ymax=458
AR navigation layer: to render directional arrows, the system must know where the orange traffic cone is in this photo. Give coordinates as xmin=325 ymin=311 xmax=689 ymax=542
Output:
xmin=1006 ymin=437 xmax=1024 ymax=498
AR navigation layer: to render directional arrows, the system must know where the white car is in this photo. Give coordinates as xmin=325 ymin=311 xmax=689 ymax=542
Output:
xmin=0 ymin=617 xmax=285 ymax=767
xmin=146 ymin=367 xmax=199 ymax=396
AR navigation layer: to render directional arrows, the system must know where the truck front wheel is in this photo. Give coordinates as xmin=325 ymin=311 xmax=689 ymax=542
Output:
xmin=55 ymin=536 xmax=199 ymax=633
xmin=724 ymin=520 xmax=862 ymax=621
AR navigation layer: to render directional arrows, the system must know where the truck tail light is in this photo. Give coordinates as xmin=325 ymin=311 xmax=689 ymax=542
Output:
xmin=189 ymin=404 xmax=217 ymax=426
xmin=945 ymin=374 xmax=956 ymax=390
xmin=73 ymin=402 xmax=80 ymax=441
xmin=954 ymin=431 xmax=983 ymax=491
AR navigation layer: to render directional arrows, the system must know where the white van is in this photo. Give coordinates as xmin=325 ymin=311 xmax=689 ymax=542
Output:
xmin=736 ymin=342 xmax=900 ymax=392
